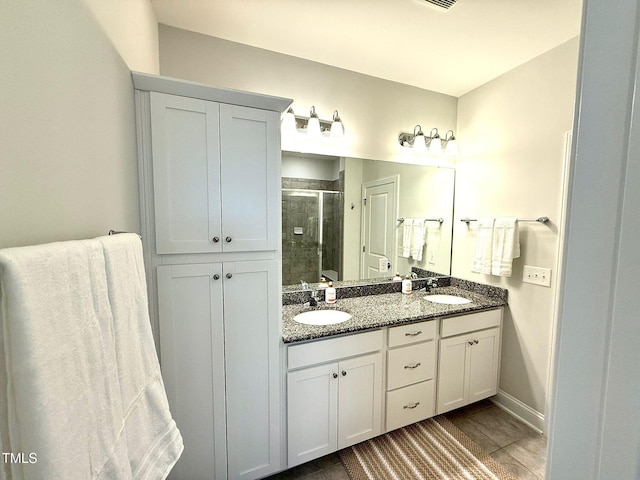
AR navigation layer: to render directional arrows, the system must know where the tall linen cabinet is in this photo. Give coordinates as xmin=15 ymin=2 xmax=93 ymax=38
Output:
xmin=132 ymin=73 xmax=292 ymax=480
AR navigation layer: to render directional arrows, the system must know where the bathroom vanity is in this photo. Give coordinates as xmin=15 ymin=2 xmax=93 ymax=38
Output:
xmin=282 ymin=282 xmax=506 ymax=468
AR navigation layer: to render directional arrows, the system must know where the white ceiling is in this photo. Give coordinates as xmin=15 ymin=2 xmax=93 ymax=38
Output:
xmin=151 ymin=0 xmax=583 ymax=97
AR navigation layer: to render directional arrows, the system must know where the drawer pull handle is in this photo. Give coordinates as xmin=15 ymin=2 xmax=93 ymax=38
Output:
xmin=404 ymin=363 xmax=421 ymax=369
xmin=403 ymin=402 xmax=420 ymax=410
xmin=405 ymin=331 xmax=422 ymax=337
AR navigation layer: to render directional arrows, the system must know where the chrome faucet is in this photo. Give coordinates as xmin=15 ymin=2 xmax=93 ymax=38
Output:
xmin=300 ymin=280 xmax=309 ymax=290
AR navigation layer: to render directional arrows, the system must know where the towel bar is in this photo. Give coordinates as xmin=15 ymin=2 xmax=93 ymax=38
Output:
xmin=460 ymin=217 xmax=549 ymax=224
xmin=108 ymin=230 xmax=143 ymax=239
xmin=397 ymin=217 xmax=444 ymax=224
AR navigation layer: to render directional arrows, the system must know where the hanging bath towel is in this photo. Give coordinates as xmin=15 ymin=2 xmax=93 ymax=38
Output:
xmin=491 ymin=217 xmax=520 ymax=277
xmin=411 ymin=219 xmax=426 ymax=261
xmin=471 ymin=218 xmax=495 ymax=275
xmin=401 ymin=218 xmax=413 ymax=258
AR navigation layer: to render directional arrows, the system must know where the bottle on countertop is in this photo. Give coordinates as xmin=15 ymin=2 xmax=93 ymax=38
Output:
xmin=392 ymin=273 xmax=402 ymax=282
xmin=318 ymin=277 xmax=328 ymax=289
xmin=325 ymin=282 xmax=337 ymax=304
xmin=402 ymin=275 xmax=412 ymax=294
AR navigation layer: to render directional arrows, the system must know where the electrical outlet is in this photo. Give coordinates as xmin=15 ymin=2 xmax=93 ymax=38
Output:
xmin=522 ymin=265 xmax=552 ymax=287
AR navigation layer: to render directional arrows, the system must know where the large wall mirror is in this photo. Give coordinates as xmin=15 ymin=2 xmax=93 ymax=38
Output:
xmin=282 ymin=151 xmax=455 ymax=287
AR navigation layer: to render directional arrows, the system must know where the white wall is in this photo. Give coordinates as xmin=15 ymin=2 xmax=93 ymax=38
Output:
xmin=0 ymin=0 xmax=158 ymax=248
xmin=158 ymin=25 xmax=458 ymax=163
xmin=454 ymin=37 xmax=580 ymax=422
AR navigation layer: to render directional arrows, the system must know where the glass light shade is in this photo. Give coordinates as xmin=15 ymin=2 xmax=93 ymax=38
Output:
xmin=413 ymin=133 xmax=426 ymax=151
xmin=306 ymin=116 xmax=321 ymax=137
xmin=330 ymin=120 xmax=344 ymax=137
xmin=429 ymin=136 xmax=442 ymax=154
xmin=281 ymin=109 xmax=296 ymax=131
xmin=445 ymin=138 xmax=459 ymax=155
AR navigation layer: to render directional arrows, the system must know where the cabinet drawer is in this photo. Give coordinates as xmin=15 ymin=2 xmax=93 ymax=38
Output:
xmin=386 ymin=380 xmax=435 ymax=431
xmin=388 ymin=320 xmax=438 ymax=348
xmin=288 ymin=330 xmax=383 ymax=370
xmin=387 ymin=341 xmax=435 ymax=390
xmin=440 ymin=308 xmax=502 ymax=338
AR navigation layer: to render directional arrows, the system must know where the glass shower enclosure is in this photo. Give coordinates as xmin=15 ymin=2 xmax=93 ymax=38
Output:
xmin=282 ymin=189 xmax=342 ymax=286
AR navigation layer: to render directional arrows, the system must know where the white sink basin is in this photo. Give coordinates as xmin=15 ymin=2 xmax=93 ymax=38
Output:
xmin=293 ymin=310 xmax=352 ymax=326
xmin=424 ymin=294 xmax=472 ymax=305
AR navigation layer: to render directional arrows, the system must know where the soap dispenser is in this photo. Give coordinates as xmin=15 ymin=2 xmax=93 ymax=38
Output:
xmin=325 ymin=282 xmax=337 ymax=304
xmin=392 ymin=273 xmax=402 ymax=282
xmin=402 ymin=275 xmax=412 ymax=294
xmin=318 ymin=277 xmax=328 ymax=289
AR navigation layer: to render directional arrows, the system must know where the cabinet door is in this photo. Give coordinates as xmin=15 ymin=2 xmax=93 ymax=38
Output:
xmin=338 ymin=352 xmax=383 ymax=449
xmin=224 ymin=260 xmax=281 ymax=480
xmin=287 ymin=363 xmax=338 ymax=467
xmin=157 ymin=264 xmax=227 ymax=480
xmin=468 ymin=327 xmax=501 ymax=404
xmin=219 ymin=104 xmax=280 ymax=252
xmin=437 ymin=334 xmax=470 ymax=414
xmin=150 ymin=92 xmax=222 ymax=254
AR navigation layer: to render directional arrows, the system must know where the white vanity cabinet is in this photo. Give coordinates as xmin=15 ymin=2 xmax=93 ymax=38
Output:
xmin=286 ymin=331 xmax=384 ymax=467
xmin=157 ymin=260 xmax=280 ymax=480
xmin=150 ymin=91 xmax=280 ymax=255
xmin=436 ymin=308 xmax=502 ymax=414
xmin=385 ymin=320 xmax=438 ymax=431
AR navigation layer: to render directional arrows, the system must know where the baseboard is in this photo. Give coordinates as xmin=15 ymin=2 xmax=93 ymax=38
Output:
xmin=491 ymin=390 xmax=545 ymax=434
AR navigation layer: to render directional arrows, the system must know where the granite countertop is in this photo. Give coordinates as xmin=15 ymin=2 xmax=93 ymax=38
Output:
xmin=281 ymin=286 xmax=506 ymax=344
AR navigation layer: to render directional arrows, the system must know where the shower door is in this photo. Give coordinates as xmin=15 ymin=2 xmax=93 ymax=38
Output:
xmin=282 ymin=190 xmax=341 ymax=286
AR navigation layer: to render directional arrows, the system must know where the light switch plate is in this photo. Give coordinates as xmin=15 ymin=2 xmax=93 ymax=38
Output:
xmin=522 ymin=265 xmax=552 ymax=287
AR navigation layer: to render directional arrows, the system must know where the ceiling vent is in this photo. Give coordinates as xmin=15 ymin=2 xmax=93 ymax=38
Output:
xmin=419 ymin=0 xmax=458 ymax=10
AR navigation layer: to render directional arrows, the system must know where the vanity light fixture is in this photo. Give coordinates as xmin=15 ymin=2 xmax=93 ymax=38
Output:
xmin=330 ymin=110 xmax=344 ymax=137
xmin=281 ymin=107 xmax=297 ymax=132
xmin=306 ymin=106 xmax=322 ymax=137
xmin=444 ymin=130 xmax=458 ymax=155
xmin=398 ymin=125 xmax=459 ymax=155
xmin=428 ymin=128 xmax=442 ymax=154
xmin=280 ymin=105 xmax=345 ymax=138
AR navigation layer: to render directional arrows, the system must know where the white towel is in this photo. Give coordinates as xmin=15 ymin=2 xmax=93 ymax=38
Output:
xmin=401 ymin=218 xmax=413 ymax=258
xmin=98 ymin=234 xmax=183 ymax=479
xmin=491 ymin=217 xmax=520 ymax=277
xmin=0 ymin=235 xmax=182 ymax=480
xmin=471 ymin=218 xmax=495 ymax=274
xmin=410 ymin=219 xmax=426 ymax=261
xmin=424 ymin=222 xmax=442 ymax=265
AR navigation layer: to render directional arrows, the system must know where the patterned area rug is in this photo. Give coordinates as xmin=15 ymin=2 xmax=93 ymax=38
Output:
xmin=339 ymin=416 xmax=516 ymax=480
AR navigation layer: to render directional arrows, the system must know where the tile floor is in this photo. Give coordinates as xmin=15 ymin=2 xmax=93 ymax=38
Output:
xmin=265 ymin=400 xmax=547 ymax=480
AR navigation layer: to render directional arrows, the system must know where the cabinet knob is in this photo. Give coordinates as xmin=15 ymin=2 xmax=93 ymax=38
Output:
xmin=404 ymin=363 xmax=421 ymax=370
xmin=341 ymin=370 xmax=347 ymax=376
xmin=468 ymin=341 xmax=474 ymax=346
xmin=225 ymin=236 xmax=232 ymax=243
xmin=474 ymin=340 xmax=479 ymax=344
xmin=332 ymin=373 xmax=338 ymax=379
xmin=212 ymin=274 xmax=220 ymax=280
xmin=226 ymin=273 xmax=233 ymax=279
xmin=212 ymin=236 xmax=220 ymax=243
xmin=403 ymin=402 xmax=420 ymax=410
